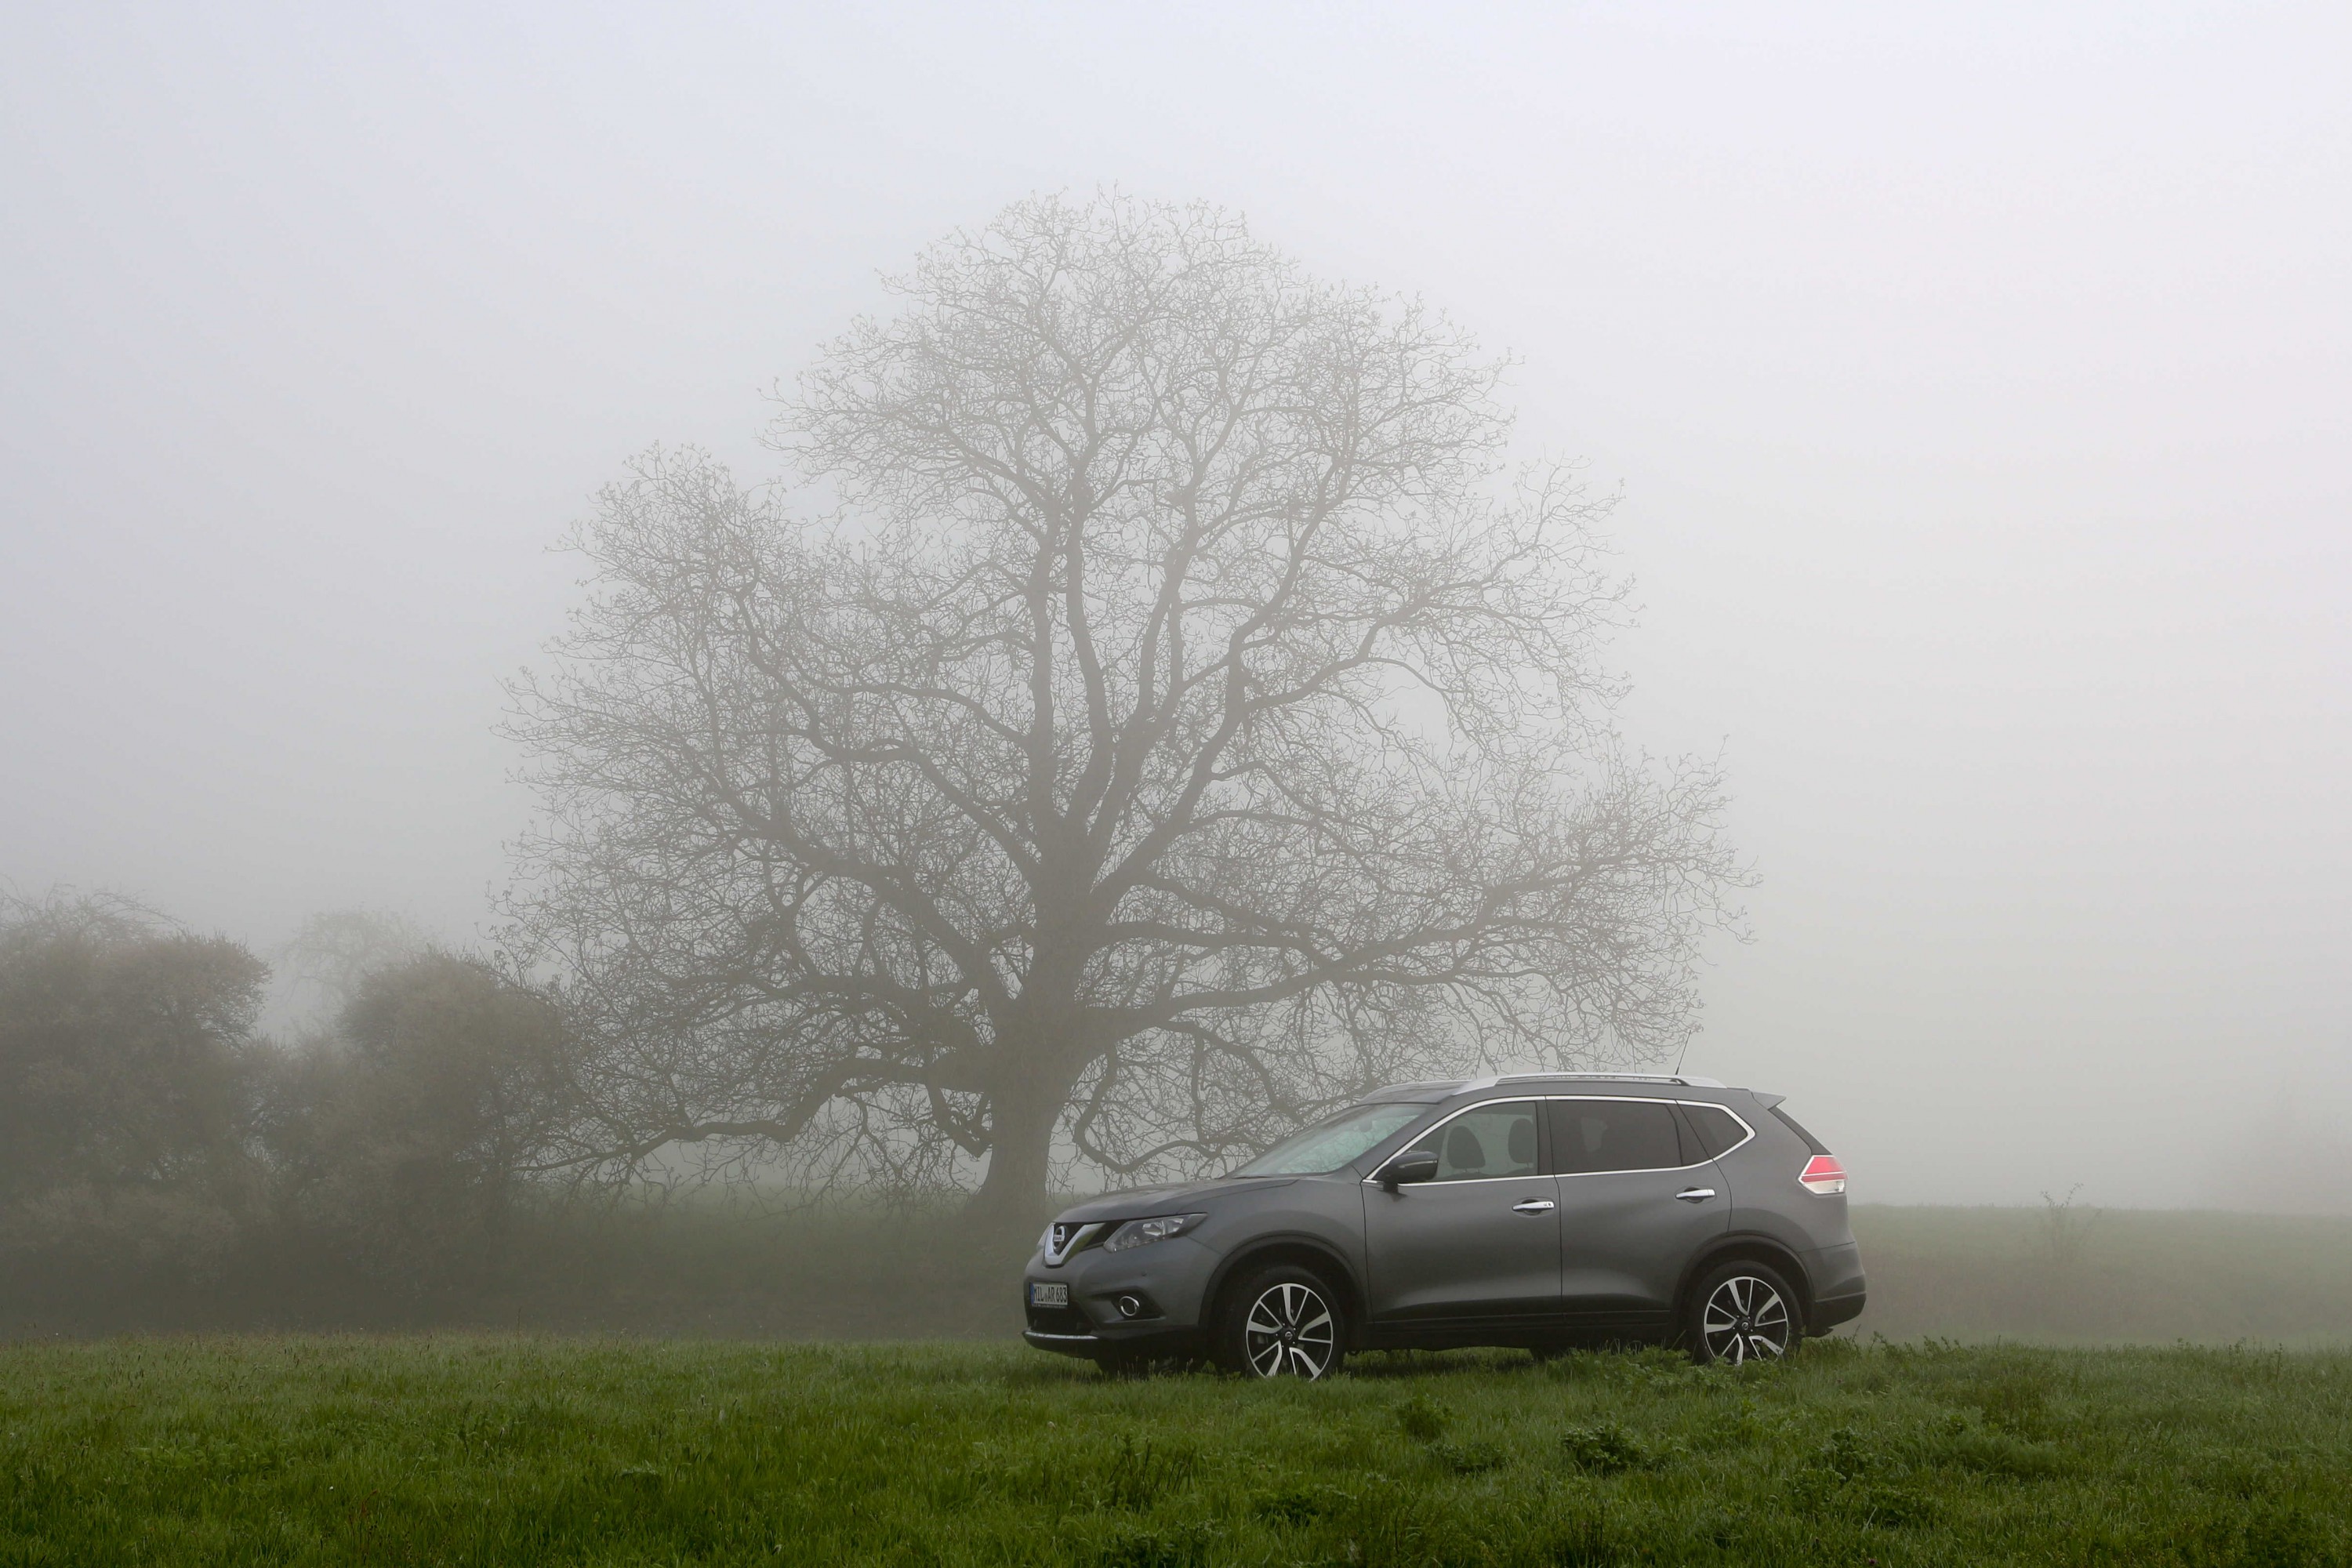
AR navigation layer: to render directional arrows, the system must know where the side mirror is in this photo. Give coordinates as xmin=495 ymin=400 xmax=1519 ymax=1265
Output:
xmin=1378 ymin=1150 xmax=1439 ymax=1192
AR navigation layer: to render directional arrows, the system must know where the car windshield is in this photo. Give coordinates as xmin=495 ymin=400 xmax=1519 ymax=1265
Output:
xmin=1229 ymin=1103 xmax=1428 ymax=1177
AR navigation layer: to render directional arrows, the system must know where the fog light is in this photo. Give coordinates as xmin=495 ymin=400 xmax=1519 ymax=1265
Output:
xmin=1116 ymin=1294 xmax=1145 ymax=1319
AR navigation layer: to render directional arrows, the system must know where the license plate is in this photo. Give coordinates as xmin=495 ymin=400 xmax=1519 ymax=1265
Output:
xmin=1029 ymin=1281 xmax=1069 ymax=1308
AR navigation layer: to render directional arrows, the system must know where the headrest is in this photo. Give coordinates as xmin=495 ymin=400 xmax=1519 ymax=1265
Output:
xmin=1443 ymin=1124 xmax=1486 ymax=1172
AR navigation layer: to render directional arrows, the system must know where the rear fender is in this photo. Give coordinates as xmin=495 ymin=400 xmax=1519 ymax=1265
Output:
xmin=1674 ymin=1233 xmax=1813 ymax=1334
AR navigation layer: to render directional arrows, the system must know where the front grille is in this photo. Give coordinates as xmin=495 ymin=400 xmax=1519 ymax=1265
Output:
xmin=1043 ymin=1221 xmax=1105 ymax=1265
xmin=1025 ymin=1301 xmax=1094 ymax=1337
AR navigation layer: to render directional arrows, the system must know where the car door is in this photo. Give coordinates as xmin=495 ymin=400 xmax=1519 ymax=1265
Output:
xmin=1360 ymin=1098 xmax=1563 ymax=1329
xmin=1546 ymin=1097 xmax=1730 ymax=1329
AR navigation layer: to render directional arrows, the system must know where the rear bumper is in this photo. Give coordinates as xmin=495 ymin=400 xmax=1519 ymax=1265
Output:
xmin=1804 ymin=1241 xmax=1867 ymax=1333
xmin=1810 ymin=1288 xmax=1867 ymax=1332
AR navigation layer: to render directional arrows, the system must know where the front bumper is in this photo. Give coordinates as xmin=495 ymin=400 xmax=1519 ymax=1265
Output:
xmin=1021 ymin=1324 xmax=1200 ymax=1360
xmin=1022 ymin=1235 xmax=1218 ymax=1356
xmin=1022 ymin=1327 xmax=1110 ymax=1358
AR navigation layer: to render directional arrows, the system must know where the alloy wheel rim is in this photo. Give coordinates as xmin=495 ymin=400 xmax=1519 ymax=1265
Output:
xmin=1243 ymin=1282 xmax=1337 ymax=1378
xmin=1701 ymin=1275 xmax=1790 ymax=1364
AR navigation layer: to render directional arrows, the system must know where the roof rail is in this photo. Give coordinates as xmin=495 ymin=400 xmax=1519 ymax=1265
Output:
xmin=1492 ymin=1071 xmax=1728 ymax=1089
xmin=1373 ymin=1071 xmax=1731 ymax=1099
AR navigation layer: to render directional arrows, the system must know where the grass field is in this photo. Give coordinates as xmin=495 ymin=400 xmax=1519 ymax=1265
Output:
xmin=1849 ymin=1206 xmax=2352 ymax=1344
xmin=5 ymin=1337 xmax=2348 ymax=1566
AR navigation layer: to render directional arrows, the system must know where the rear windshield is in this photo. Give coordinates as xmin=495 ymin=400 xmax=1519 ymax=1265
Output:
xmin=1231 ymin=1104 xmax=1428 ymax=1177
xmin=1769 ymin=1105 xmax=1829 ymax=1155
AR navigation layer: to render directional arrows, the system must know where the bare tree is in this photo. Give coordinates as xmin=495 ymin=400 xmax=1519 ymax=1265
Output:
xmin=506 ymin=193 xmax=1744 ymax=1226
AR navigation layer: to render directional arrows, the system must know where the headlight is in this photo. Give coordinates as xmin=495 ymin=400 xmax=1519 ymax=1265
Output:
xmin=1101 ymin=1213 xmax=1207 ymax=1253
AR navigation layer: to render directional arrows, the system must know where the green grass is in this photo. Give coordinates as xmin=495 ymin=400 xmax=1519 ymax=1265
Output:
xmin=5 ymin=1338 xmax=2349 ymax=1566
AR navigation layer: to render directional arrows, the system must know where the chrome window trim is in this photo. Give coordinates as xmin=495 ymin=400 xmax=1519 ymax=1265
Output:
xmin=1362 ymin=1094 xmax=1756 ymax=1184
xmin=1668 ymin=1100 xmax=1758 ymax=1167
xmin=1359 ymin=1170 xmax=1559 ymax=1189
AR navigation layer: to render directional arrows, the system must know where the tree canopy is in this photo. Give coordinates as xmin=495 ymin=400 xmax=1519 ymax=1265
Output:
xmin=507 ymin=193 xmax=1744 ymax=1221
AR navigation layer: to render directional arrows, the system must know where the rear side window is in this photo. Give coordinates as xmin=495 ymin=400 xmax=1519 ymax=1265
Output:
xmin=1679 ymin=1104 xmax=1751 ymax=1160
xmin=1547 ymin=1099 xmax=1683 ymax=1174
xmin=1769 ymin=1106 xmax=1830 ymax=1155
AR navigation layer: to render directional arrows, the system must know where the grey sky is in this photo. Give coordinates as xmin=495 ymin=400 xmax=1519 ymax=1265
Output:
xmin=3 ymin=2 xmax=2345 ymax=1207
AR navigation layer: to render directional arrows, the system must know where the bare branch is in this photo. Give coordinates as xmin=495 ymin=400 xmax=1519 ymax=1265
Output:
xmin=503 ymin=193 xmax=1745 ymax=1216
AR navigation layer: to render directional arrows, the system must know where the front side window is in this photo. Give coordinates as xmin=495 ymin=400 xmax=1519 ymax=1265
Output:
xmin=1230 ymin=1103 xmax=1428 ymax=1176
xmin=1547 ymin=1098 xmax=1684 ymax=1174
xmin=1400 ymin=1100 xmax=1541 ymax=1181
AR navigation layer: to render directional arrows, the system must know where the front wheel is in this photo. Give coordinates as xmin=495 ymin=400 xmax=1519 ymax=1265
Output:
xmin=1213 ymin=1264 xmax=1347 ymax=1380
xmin=1683 ymin=1259 xmax=1801 ymax=1366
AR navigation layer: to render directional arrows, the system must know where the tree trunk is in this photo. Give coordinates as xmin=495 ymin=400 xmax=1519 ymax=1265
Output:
xmin=964 ymin=1074 xmax=1065 ymax=1238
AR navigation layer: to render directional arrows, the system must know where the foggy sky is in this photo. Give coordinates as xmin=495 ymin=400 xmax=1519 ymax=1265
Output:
xmin=3 ymin=2 xmax=2345 ymax=1208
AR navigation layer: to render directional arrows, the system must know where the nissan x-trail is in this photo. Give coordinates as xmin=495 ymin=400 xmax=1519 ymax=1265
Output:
xmin=1022 ymin=1073 xmax=1864 ymax=1377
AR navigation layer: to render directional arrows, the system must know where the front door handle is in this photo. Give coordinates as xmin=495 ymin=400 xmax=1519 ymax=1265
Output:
xmin=1675 ymin=1187 xmax=1717 ymax=1203
xmin=1512 ymin=1198 xmax=1556 ymax=1214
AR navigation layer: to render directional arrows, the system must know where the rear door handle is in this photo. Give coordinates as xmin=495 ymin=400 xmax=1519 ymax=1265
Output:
xmin=1512 ymin=1198 xmax=1556 ymax=1214
xmin=1675 ymin=1188 xmax=1717 ymax=1203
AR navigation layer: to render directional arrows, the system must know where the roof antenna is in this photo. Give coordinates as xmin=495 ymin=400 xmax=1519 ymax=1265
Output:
xmin=1673 ymin=1033 xmax=1692 ymax=1078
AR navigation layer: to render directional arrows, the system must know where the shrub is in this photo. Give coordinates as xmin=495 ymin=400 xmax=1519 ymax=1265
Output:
xmin=1559 ymin=1420 xmax=1664 ymax=1475
xmin=1394 ymin=1392 xmax=1451 ymax=1443
xmin=0 ymin=891 xmax=267 ymax=1283
xmin=260 ymin=953 xmax=573 ymax=1292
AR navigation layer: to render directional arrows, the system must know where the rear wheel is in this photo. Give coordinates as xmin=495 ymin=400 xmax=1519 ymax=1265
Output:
xmin=1213 ymin=1264 xmax=1347 ymax=1380
xmin=1683 ymin=1258 xmax=1800 ymax=1365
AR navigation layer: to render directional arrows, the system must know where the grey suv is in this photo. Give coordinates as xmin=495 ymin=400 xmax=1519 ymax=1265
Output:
xmin=1022 ymin=1073 xmax=1864 ymax=1377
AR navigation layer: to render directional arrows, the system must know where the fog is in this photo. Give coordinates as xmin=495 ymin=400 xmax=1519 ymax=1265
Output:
xmin=3 ymin=3 xmax=2345 ymax=1211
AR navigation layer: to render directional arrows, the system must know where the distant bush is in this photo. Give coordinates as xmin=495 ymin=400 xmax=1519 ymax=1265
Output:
xmin=0 ymin=891 xmax=267 ymax=1282
xmin=0 ymin=892 xmax=593 ymax=1326
xmin=260 ymin=952 xmax=576 ymax=1295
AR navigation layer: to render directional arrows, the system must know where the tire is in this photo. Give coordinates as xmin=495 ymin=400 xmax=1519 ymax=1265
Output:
xmin=1212 ymin=1263 xmax=1348 ymax=1380
xmin=1683 ymin=1258 xmax=1802 ymax=1366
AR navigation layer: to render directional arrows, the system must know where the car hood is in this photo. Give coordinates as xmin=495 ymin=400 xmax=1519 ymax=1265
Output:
xmin=1051 ymin=1177 xmax=1296 ymax=1225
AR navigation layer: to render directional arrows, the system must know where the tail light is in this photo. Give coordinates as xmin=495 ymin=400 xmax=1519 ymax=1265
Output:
xmin=1798 ymin=1155 xmax=1846 ymax=1196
